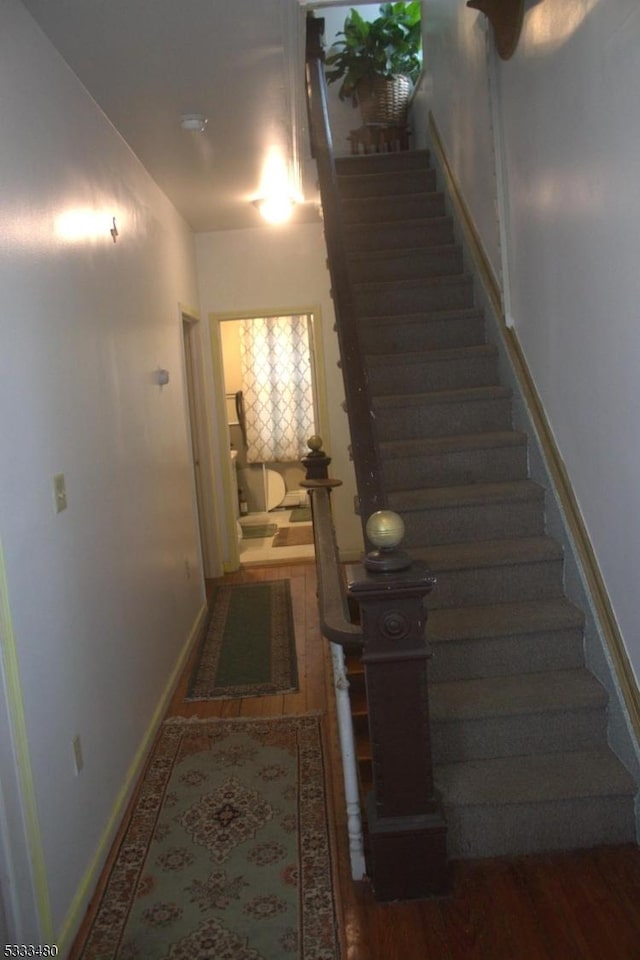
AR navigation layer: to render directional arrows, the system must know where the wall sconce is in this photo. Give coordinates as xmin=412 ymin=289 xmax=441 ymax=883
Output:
xmin=253 ymin=195 xmax=296 ymax=225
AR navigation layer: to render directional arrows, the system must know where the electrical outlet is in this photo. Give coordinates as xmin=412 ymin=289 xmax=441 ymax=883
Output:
xmin=72 ymin=735 xmax=83 ymax=775
xmin=53 ymin=473 xmax=67 ymax=513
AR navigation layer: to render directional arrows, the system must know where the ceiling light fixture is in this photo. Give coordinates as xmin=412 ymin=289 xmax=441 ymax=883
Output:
xmin=253 ymin=195 xmax=296 ymax=225
xmin=180 ymin=113 xmax=208 ymax=132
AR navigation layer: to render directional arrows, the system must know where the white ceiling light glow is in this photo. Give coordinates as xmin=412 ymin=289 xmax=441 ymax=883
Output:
xmin=254 ymin=147 xmax=297 ymax=225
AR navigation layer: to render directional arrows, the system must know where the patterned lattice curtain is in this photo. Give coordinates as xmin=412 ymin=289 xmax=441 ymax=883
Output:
xmin=239 ymin=314 xmax=316 ymax=463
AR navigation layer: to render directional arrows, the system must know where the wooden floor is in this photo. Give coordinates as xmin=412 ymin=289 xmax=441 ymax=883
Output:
xmin=74 ymin=561 xmax=640 ymax=959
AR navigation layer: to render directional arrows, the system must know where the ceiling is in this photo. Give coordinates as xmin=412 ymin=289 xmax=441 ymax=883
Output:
xmin=21 ymin=0 xmax=329 ymax=233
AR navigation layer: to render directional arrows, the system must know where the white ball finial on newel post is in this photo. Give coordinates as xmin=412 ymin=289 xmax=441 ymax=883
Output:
xmin=364 ymin=510 xmax=411 ymax=572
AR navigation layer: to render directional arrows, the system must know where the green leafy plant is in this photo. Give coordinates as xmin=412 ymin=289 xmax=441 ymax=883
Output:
xmin=325 ymin=2 xmax=422 ymax=105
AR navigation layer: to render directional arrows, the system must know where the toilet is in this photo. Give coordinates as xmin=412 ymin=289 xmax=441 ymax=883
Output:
xmin=264 ymin=468 xmax=286 ymax=511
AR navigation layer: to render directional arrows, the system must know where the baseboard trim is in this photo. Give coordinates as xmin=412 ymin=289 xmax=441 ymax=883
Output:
xmin=56 ymin=600 xmax=208 ymax=954
xmin=427 ymin=110 xmax=640 ymax=747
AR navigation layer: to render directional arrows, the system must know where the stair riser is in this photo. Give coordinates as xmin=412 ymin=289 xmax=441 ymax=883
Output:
xmin=338 ymin=168 xmax=437 ymax=199
xmin=432 ymin=707 xmax=607 ymax=765
xmin=426 ymin=558 xmax=565 ymax=609
xmin=429 ymin=628 xmax=585 ymax=683
xmin=348 ymin=246 xmax=463 ymax=283
xmin=344 ymin=218 xmax=455 ymax=251
xmin=342 ymin=193 xmax=446 ymax=224
xmin=355 ymin=278 xmax=474 ymax=316
xmin=394 ymin=498 xmax=545 ymax=547
xmin=359 ymin=314 xmax=486 ymax=353
xmin=374 ymin=396 xmax=512 ymax=441
xmin=368 ymin=352 xmax=498 ymax=395
xmin=383 ymin=443 xmax=528 ymax=489
xmin=442 ymin=796 xmax=636 ymax=860
xmin=335 ymin=151 xmax=431 ymax=176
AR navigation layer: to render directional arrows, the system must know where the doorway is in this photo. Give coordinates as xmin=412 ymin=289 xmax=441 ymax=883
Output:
xmin=211 ymin=308 xmax=329 ymax=566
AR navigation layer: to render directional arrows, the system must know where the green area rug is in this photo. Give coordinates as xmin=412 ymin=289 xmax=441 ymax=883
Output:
xmin=77 ymin=716 xmax=340 ymax=959
xmin=241 ymin=523 xmax=278 ymax=540
xmin=289 ymin=507 xmax=312 ymax=523
xmin=186 ymin=580 xmax=298 ymax=700
xmin=273 ymin=526 xmax=314 ymax=548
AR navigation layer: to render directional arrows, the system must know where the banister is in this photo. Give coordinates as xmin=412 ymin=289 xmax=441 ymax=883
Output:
xmin=302 ymin=439 xmax=448 ymax=898
xmin=305 ymin=483 xmax=363 ymax=648
xmin=305 ymin=15 xmax=385 ymax=530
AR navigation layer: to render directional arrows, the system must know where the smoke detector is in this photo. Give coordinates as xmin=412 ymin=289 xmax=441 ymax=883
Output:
xmin=180 ymin=114 xmax=207 ymax=132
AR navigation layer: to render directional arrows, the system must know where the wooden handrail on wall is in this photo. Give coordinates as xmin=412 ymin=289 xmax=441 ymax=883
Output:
xmin=305 ymin=16 xmax=385 ymax=531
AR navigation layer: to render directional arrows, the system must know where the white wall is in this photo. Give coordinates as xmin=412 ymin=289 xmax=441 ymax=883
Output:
xmin=418 ymin=0 xmax=640 ymax=686
xmin=412 ymin=0 xmax=501 ymax=276
xmin=196 ymin=223 xmax=363 ymax=556
xmin=0 ymin=0 xmax=203 ymax=943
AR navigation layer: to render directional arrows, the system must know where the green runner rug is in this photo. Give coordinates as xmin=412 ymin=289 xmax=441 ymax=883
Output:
xmin=240 ymin=522 xmax=278 ymax=539
xmin=289 ymin=506 xmax=312 ymax=523
xmin=186 ymin=580 xmax=298 ymax=700
xmin=76 ymin=716 xmax=340 ymax=959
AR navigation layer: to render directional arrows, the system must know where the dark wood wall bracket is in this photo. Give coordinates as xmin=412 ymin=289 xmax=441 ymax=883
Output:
xmin=466 ymin=0 xmax=524 ymax=60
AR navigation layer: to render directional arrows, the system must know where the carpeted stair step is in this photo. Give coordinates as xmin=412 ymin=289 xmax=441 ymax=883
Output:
xmin=344 ymin=216 xmax=455 ymax=252
xmin=367 ymin=344 xmax=498 ymax=395
xmin=390 ymin=479 xmax=545 ymax=547
xmin=436 ymin=748 xmax=637 ymax=859
xmin=341 ymin=191 xmax=446 ymax=224
xmin=430 ymin=668 xmax=608 ymax=764
xmin=337 ymin=166 xmax=437 ymax=199
xmin=335 ymin=149 xmax=431 ymax=176
xmin=411 ymin=537 xmax=566 ymax=609
xmin=428 ymin=598 xmax=585 ymax=682
xmin=358 ymin=308 xmax=486 ymax=353
xmin=347 ymin=244 xmax=463 ymax=283
xmin=354 ymin=274 xmax=474 ymax=316
xmin=381 ymin=430 xmax=529 ymax=489
xmin=374 ymin=385 xmax=513 ymax=441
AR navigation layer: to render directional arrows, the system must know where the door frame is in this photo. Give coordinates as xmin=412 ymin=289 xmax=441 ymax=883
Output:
xmin=180 ymin=306 xmax=221 ymax=579
xmin=209 ymin=305 xmax=330 ymax=571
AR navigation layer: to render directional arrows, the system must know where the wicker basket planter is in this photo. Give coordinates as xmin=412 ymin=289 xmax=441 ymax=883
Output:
xmin=356 ymin=74 xmax=412 ymax=125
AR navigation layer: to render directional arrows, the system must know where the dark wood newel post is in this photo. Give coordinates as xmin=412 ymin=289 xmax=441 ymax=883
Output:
xmin=348 ymin=513 xmax=448 ymax=901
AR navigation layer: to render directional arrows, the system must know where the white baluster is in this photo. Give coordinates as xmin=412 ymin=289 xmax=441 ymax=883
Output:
xmin=331 ymin=642 xmax=366 ymax=880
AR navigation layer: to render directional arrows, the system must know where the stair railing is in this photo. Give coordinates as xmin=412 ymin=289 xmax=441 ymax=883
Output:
xmin=302 ymin=439 xmax=448 ymax=899
xmin=301 ymin=437 xmax=366 ymax=882
xmin=305 ymin=15 xmax=384 ymax=528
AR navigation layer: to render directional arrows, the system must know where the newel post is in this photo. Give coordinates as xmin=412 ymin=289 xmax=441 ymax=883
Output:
xmin=348 ymin=511 xmax=448 ymax=900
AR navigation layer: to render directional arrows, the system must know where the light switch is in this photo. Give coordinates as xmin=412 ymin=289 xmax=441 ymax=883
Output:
xmin=53 ymin=473 xmax=67 ymax=513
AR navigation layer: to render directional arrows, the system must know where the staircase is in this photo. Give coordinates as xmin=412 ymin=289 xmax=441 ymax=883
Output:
xmin=335 ymin=149 xmax=637 ymax=860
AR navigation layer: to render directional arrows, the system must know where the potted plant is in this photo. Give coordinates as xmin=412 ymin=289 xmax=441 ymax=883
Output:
xmin=325 ymin=2 xmax=422 ymax=125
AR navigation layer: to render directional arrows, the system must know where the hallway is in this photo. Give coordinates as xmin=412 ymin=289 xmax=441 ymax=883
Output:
xmin=68 ymin=560 xmax=640 ymax=960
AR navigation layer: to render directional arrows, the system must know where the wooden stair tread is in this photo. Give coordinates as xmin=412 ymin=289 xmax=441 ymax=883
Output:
xmin=428 ymin=598 xmax=584 ymax=641
xmin=366 ymin=343 xmax=497 ymax=367
xmin=430 ymin=668 xmax=607 ymax=722
xmin=380 ymin=430 xmax=527 ymax=457
xmin=410 ymin=535 xmax=564 ymax=571
xmin=435 ymin=748 xmax=637 ymax=807
xmin=373 ymin=383 xmax=512 ymax=409
xmin=389 ymin=478 xmax=544 ymax=510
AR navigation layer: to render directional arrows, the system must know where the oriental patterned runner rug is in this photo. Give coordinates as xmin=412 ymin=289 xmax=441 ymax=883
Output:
xmin=76 ymin=716 xmax=340 ymax=960
xmin=186 ymin=580 xmax=298 ymax=700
